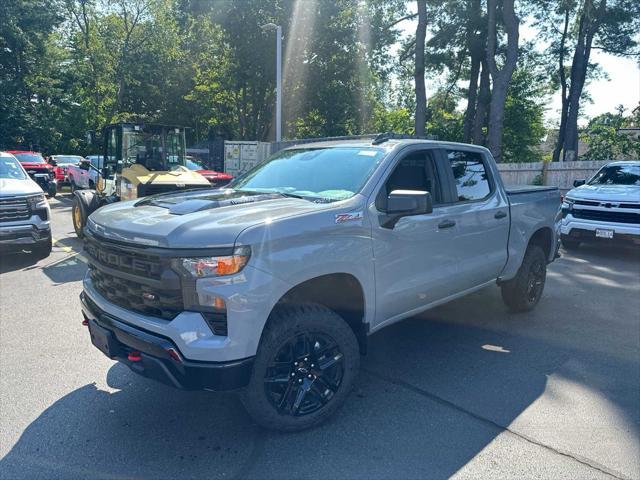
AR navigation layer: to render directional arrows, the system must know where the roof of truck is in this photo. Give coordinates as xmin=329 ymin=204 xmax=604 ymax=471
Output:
xmin=285 ymin=137 xmax=490 ymax=152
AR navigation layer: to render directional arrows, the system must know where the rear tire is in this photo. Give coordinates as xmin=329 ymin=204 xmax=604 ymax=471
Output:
xmin=501 ymin=245 xmax=547 ymax=313
xmin=561 ymin=237 xmax=580 ymax=250
xmin=70 ymin=178 xmax=77 ymax=193
xmin=241 ymin=304 xmax=360 ymax=432
xmin=72 ymin=196 xmax=87 ymax=239
xmin=47 ymin=182 xmax=57 ymax=198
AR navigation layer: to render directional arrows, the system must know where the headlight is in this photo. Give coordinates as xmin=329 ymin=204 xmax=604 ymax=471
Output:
xmin=176 ymin=246 xmax=251 ymax=278
xmin=27 ymin=193 xmax=47 ymax=209
xmin=561 ymin=197 xmax=575 ymax=210
xmin=120 ymin=179 xmax=137 ymax=200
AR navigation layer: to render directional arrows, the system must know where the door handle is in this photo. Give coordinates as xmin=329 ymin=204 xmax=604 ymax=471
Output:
xmin=494 ymin=211 xmax=507 ymax=219
xmin=438 ymin=219 xmax=456 ymax=229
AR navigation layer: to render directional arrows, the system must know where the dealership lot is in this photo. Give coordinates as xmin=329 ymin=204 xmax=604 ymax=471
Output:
xmin=1 ymin=193 xmax=638 ymax=480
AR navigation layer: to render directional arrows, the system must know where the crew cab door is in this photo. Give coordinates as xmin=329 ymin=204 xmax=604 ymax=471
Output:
xmin=436 ymin=148 xmax=510 ymax=290
xmin=371 ymin=147 xmax=460 ymax=328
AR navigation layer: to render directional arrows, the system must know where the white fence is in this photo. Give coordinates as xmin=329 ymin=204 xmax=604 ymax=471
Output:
xmin=497 ymin=160 xmax=609 ymax=191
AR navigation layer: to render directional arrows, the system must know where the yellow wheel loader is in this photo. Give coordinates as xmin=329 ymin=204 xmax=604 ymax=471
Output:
xmin=72 ymin=123 xmax=211 ymax=238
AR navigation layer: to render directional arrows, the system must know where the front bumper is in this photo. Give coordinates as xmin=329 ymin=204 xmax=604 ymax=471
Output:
xmin=81 ymin=292 xmax=254 ymax=391
xmin=0 ymin=222 xmax=50 ymax=247
xmin=561 ymin=215 xmax=640 ymax=244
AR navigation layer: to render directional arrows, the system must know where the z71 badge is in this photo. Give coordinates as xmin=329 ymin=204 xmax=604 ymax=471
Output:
xmin=335 ymin=211 xmax=363 ymax=224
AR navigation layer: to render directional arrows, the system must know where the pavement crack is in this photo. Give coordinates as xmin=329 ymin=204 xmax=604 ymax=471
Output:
xmin=362 ymin=368 xmax=631 ymax=480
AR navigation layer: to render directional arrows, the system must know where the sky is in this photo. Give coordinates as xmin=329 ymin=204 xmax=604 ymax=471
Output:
xmin=398 ymin=13 xmax=640 ymax=126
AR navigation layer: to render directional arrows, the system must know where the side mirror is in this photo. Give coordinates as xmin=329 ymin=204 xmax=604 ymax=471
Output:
xmin=48 ymin=158 xmax=57 ymax=167
xmin=573 ymin=179 xmax=586 ymax=187
xmin=382 ymin=190 xmax=433 ymax=229
xmin=79 ymin=160 xmax=90 ymax=171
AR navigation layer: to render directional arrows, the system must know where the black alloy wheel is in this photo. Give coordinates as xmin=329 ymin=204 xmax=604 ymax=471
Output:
xmin=240 ymin=304 xmax=360 ymax=432
xmin=264 ymin=332 xmax=344 ymax=417
xmin=526 ymin=259 xmax=545 ymax=304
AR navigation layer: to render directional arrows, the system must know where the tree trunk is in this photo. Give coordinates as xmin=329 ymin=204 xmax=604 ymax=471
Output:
xmin=463 ymin=55 xmax=480 ymax=143
xmin=562 ymin=0 xmax=603 ymax=161
xmin=485 ymin=0 xmax=519 ymax=163
xmin=473 ymin=59 xmax=490 ymax=144
xmin=552 ymin=9 xmax=571 ymax=163
xmin=414 ymin=0 xmax=427 ymax=136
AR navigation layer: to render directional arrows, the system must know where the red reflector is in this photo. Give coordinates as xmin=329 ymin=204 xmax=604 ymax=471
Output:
xmin=82 ymin=319 xmax=89 ymax=326
xmin=128 ymin=351 xmax=142 ymax=362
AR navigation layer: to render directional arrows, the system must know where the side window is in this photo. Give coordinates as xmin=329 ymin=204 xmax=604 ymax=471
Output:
xmin=106 ymin=128 xmax=117 ymax=164
xmin=384 ymin=150 xmax=441 ymax=204
xmin=447 ymin=150 xmax=491 ymax=201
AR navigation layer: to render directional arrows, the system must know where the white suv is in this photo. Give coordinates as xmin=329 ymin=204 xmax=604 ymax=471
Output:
xmin=561 ymin=161 xmax=640 ymax=249
xmin=0 ymin=152 xmax=52 ymax=257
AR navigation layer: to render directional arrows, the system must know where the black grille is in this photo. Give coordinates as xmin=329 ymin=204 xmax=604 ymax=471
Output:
xmin=85 ymin=238 xmax=163 ymax=279
xmin=0 ymin=197 xmax=31 ymax=223
xmin=137 ymin=183 xmax=210 ymax=197
xmin=85 ymin=235 xmax=184 ymax=320
xmin=572 ymin=208 xmax=640 ymax=224
xmin=89 ymin=267 xmax=183 ymax=320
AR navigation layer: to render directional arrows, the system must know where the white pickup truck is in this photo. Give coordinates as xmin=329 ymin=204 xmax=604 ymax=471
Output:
xmin=67 ymin=155 xmax=101 ymax=191
xmin=561 ymin=161 xmax=640 ymax=248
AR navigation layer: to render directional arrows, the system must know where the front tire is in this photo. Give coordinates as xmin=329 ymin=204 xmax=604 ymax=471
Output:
xmin=241 ymin=304 xmax=360 ymax=432
xmin=47 ymin=182 xmax=57 ymax=198
xmin=72 ymin=196 xmax=87 ymax=239
xmin=501 ymin=245 xmax=547 ymax=313
xmin=33 ymin=235 xmax=52 ymax=259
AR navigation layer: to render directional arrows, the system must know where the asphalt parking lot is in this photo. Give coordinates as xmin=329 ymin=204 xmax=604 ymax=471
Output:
xmin=1 ymin=192 xmax=639 ymax=480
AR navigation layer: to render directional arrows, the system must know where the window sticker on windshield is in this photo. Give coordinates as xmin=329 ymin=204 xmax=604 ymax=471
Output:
xmin=358 ymin=150 xmax=377 ymax=156
xmin=335 ymin=211 xmax=363 ymax=224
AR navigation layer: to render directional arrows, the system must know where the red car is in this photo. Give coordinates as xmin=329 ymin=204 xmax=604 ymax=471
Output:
xmin=185 ymin=156 xmax=233 ymax=187
xmin=7 ymin=150 xmax=57 ymax=197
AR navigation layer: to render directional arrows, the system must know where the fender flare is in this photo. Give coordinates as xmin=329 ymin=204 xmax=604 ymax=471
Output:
xmin=73 ymin=189 xmax=100 ymax=216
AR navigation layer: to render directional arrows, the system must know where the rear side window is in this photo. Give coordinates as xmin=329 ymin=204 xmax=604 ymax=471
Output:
xmin=447 ymin=150 xmax=491 ymax=201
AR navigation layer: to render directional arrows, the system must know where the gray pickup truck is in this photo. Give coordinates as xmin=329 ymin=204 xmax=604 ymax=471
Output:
xmin=80 ymin=136 xmax=561 ymax=431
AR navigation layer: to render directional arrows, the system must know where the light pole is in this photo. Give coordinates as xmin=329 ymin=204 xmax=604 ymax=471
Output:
xmin=261 ymin=23 xmax=282 ymax=142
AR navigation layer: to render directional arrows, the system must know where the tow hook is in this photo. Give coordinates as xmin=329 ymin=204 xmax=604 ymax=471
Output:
xmin=128 ymin=351 xmax=142 ymax=362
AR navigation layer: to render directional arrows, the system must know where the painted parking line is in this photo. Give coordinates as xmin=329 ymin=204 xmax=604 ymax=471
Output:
xmin=51 ymin=237 xmax=75 ymax=254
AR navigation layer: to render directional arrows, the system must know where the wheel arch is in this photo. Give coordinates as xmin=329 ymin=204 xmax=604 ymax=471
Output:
xmin=267 ymin=273 xmax=368 ymax=354
xmin=527 ymin=226 xmax=554 ymax=261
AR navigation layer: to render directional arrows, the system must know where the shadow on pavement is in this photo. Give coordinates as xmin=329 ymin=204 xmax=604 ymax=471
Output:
xmin=1 ymin=245 xmax=638 ymax=479
xmin=0 ymin=250 xmax=42 ymax=274
xmin=41 ymin=251 xmax=88 ymax=284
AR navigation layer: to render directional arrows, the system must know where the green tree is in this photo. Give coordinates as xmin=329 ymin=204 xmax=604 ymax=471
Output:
xmin=581 ymin=106 xmax=640 ymax=160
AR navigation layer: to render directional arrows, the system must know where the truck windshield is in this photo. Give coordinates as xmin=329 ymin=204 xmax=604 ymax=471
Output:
xmin=0 ymin=155 xmax=27 ymax=180
xmin=122 ymin=128 xmax=185 ymax=171
xmin=231 ymin=147 xmax=385 ymax=201
xmin=13 ymin=153 xmax=45 ymax=163
xmin=588 ymin=164 xmax=640 ymax=186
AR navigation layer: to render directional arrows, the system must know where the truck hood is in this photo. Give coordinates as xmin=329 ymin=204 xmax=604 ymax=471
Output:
xmin=567 ymin=184 xmax=640 ymax=203
xmin=20 ymin=162 xmax=52 ymax=171
xmin=88 ymin=189 xmax=329 ymax=248
xmin=0 ymin=178 xmax=44 ymax=196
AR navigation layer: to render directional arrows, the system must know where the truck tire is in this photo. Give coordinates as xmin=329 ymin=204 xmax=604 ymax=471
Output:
xmin=561 ymin=237 xmax=580 ymax=250
xmin=33 ymin=234 xmax=52 ymax=259
xmin=241 ymin=304 xmax=360 ymax=432
xmin=501 ymin=245 xmax=547 ymax=313
xmin=47 ymin=181 xmax=57 ymax=198
xmin=72 ymin=196 xmax=87 ymax=239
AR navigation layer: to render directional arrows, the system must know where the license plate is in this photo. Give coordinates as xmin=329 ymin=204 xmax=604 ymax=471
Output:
xmin=88 ymin=321 xmax=116 ymax=358
xmin=595 ymin=229 xmax=614 ymax=239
